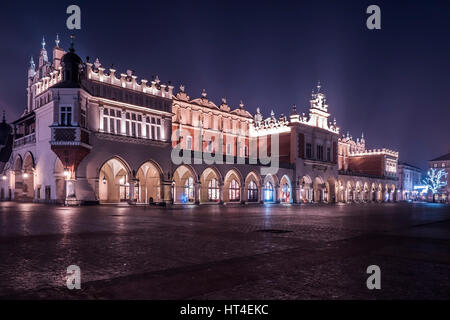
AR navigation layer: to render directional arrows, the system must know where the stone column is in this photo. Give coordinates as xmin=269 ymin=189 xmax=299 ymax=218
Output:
xmin=121 ymin=109 xmax=127 ymax=135
xmin=275 ymin=184 xmax=280 ymax=203
xmin=240 ymin=185 xmax=245 ymax=204
xmin=195 ymin=182 xmax=200 ymax=205
xmin=292 ymin=185 xmax=298 ymax=204
xmin=129 ymin=180 xmax=135 ymax=204
xmin=99 ymin=105 xmax=104 ymax=131
xmin=163 ymin=181 xmax=173 ymax=205
xmin=219 ymin=184 xmax=224 ymax=204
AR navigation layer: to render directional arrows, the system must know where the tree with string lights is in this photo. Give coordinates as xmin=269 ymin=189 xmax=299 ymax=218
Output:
xmin=423 ymin=168 xmax=448 ymax=202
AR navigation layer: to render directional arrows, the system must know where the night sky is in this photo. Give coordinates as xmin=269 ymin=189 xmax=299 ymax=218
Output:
xmin=1 ymin=0 xmax=449 ymax=169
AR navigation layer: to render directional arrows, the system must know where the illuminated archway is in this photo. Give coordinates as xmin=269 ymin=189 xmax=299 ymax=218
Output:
xmin=136 ymin=160 xmax=162 ymax=204
xmin=300 ymin=175 xmax=312 ymax=203
xmin=377 ymin=184 xmax=383 ymax=202
xmin=22 ymin=152 xmax=35 ymax=200
xmin=363 ymin=182 xmax=370 ymax=202
xmin=172 ymin=165 xmax=197 ymax=204
xmin=13 ymin=155 xmax=23 ymax=199
xmin=200 ymin=167 xmax=221 ymax=203
xmin=338 ymin=180 xmax=346 ymax=202
xmin=370 ymin=183 xmax=377 ymax=202
xmin=326 ymin=177 xmax=336 ymax=203
xmin=279 ymin=175 xmax=292 ymax=203
xmin=346 ymin=180 xmax=354 ymax=202
xmin=99 ymin=157 xmax=132 ymax=203
xmin=263 ymin=174 xmax=277 ymax=203
xmin=244 ymin=171 xmax=261 ymax=203
xmin=223 ymin=169 xmax=243 ymax=203
xmin=355 ymin=181 xmax=363 ymax=202
xmin=313 ymin=176 xmax=325 ymax=203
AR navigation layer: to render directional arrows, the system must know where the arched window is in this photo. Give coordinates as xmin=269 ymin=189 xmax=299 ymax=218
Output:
xmin=229 ymin=179 xmax=240 ymax=201
xmin=281 ymin=183 xmax=290 ymax=202
xmin=264 ymin=181 xmax=274 ymax=202
xmin=208 ymin=178 xmax=219 ymax=201
xmin=184 ymin=177 xmax=194 ymax=201
xmin=247 ymin=180 xmax=258 ymax=202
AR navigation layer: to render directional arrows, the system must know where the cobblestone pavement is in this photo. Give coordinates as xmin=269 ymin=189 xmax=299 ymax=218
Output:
xmin=0 ymin=201 xmax=449 ymax=299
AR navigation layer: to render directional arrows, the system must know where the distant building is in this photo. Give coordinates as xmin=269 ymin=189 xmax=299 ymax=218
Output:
xmin=428 ymin=152 xmax=450 ymax=202
xmin=397 ymin=162 xmax=422 ymax=201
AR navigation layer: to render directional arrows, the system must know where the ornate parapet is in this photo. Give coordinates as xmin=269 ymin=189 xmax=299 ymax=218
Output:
xmin=85 ymin=61 xmax=174 ymax=99
xmin=349 ymin=148 xmax=399 ymax=158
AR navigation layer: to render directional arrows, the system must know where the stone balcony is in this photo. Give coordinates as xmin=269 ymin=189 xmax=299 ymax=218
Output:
xmin=50 ymin=126 xmax=91 ymax=148
xmin=14 ymin=133 xmax=36 ymax=148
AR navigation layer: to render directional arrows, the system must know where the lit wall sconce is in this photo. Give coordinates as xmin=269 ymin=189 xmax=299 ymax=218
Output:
xmin=23 ymin=173 xmax=29 ymax=179
xmin=63 ymin=169 xmax=70 ymax=178
xmin=2 ymin=174 xmax=6 ymax=181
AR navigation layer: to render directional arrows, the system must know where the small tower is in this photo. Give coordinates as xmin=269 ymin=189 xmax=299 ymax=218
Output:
xmin=28 ymin=56 xmax=36 ymax=79
xmin=307 ymin=81 xmax=330 ymax=130
xmin=39 ymin=36 xmax=48 ymax=67
xmin=53 ymin=34 xmax=65 ymax=70
xmin=290 ymin=104 xmax=300 ymax=122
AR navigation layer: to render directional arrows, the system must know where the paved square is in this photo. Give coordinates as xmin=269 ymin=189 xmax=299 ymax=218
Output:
xmin=1 ymin=202 xmax=449 ymax=299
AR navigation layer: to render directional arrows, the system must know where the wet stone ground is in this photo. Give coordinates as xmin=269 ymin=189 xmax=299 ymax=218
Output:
xmin=0 ymin=201 xmax=449 ymax=299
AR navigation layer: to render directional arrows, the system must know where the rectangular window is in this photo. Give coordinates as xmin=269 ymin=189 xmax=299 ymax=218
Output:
xmin=156 ymin=127 xmax=161 ymax=140
xmin=327 ymin=147 xmax=331 ymax=162
xmin=80 ymin=109 xmax=86 ymax=128
xmin=103 ymin=118 xmax=108 ymax=132
xmin=186 ymin=136 xmax=192 ymax=150
xmin=317 ymin=145 xmax=324 ymax=161
xmin=116 ymin=119 xmax=121 ymax=133
xmin=226 ymin=143 xmax=231 ymax=155
xmin=306 ymin=143 xmax=312 ymax=159
xmin=110 ymin=118 xmax=115 ymax=133
xmin=60 ymin=106 xmax=72 ymax=126
xmin=297 ymin=133 xmax=305 ymax=158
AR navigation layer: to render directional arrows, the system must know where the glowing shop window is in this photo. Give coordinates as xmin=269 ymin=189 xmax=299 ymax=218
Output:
xmin=229 ymin=179 xmax=240 ymax=201
xmin=208 ymin=178 xmax=219 ymax=201
xmin=264 ymin=181 xmax=274 ymax=201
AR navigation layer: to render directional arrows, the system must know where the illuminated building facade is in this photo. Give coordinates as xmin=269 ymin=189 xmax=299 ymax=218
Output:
xmin=397 ymin=162 xmax=422 ymax=201
xmin=428 ymin=152 xmax=450 ymax=202
xmin=0 ymin=37 xmax=399 ymax=205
